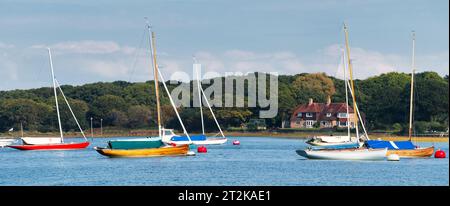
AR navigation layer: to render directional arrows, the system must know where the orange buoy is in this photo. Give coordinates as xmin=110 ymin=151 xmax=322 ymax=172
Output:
xmin=232 ymin=140 xmax=240 ymax=145
xmin=434 ymin=149 xmax=446 ymax=158
xmin=197 ymin=146 xmax=207 ymax=153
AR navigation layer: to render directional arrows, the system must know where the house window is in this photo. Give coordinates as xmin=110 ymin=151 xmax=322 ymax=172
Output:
xmin=321 ymin=121 xmax=330 ymax=127
xmin=297 ymin=113 xmax=302 ymax=117
xmin=296 ymin=119 xmax=301 ymax=124
xmin=337 ymin=113 xmax=348 ymax=118
xmin=339 ymin=121 xmax=348 ymax=127
xmin=305 ymin=120 xmax=314 ymax=127
xmin=306 ymin=113 xmax=313 ymax=117
xmin=326 ymin=113 xmax=332 ymax=117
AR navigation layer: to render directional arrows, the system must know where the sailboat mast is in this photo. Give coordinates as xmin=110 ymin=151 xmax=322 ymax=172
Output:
xmin=20 ymin=122 xmax=24 ymax=138
xmin=408 ymin=31 xmax=415 ymax=141
xmin=343 ymin=51 xmax=351 ymax=140
xmin=147 ymin=22 xmax=162 ymax=138
xmin=47 ymin=48 xmax=64 ymax=142
xmin=194 ymin=59 xmax=205 ymax=135
xmin=343 ymin=24 xmax=360 ymax=138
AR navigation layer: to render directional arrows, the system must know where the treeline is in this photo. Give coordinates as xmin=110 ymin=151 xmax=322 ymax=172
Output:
xmin=0 ymin=71 xmax=448 ymax=134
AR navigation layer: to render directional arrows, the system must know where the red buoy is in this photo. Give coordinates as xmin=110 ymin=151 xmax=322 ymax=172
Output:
xmin=434 ymin=149 xmax=446 ymax=158
xmin=232 ymin=140 xmax=240 ymax=145
xmin=197 ymin=146 xmax=207 ymax=153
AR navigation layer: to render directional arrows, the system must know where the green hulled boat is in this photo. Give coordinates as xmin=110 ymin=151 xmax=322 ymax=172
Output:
xmin=108 ymin=137 xmax=163 ymax=150
xmin=96 ymin=20 xmax=193 ymax=154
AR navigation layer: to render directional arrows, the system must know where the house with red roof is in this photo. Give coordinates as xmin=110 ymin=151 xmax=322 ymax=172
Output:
xmin=290 ymin=96 xmax=361 ymax=129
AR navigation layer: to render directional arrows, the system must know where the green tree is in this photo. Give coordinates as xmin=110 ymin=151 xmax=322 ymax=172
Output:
xmin=127 ymin=105 xmax=152 ymax=128
xmin=277 ymin=83 xmax=297 ymax=128
xmin=292 ymin=73 xmax=336 ymax=103
xmin=358 ymin=72 xmax=410 ymax=129
xmin=110 ymin=109 xmax=128 ymax=127
xmin=215 ymin=109 xmax=253 ymax=128
xmin=89 ymin=95 xmax=128 ymax=126
xmin=123 ymin=82 xmax=155 ymax=106
xmin=56 ymin=97 xmax=89 ymax=131
xmin=0 ymin=98 xmax=52 ymax=132
xmin=412 ymin=72 xmax=449 ymax=123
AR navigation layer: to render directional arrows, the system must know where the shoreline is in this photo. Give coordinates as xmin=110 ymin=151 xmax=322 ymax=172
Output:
xmin=2 ymin=131 xmax=448 ymax=142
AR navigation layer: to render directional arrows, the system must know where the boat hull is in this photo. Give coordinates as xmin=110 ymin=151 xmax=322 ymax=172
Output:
xmin=386 ymin=146 xmax=434 ymax=158
xmin=21 ymin=137 xmax=62 ymax=145
xmin=94 ymin=144 xmax=190 ymax=157
xmin=8 ymin=141 xmax=90 ymax=150
xmin=296 ymin=148 xmax=387 ymax=161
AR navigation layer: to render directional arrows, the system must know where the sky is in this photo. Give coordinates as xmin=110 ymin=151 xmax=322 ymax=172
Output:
xmin=0 ymin=0 xmax=448 ymax=90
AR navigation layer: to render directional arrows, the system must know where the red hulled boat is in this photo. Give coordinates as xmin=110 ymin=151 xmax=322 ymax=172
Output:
xmin=8 ymin=141 xmax=89 ymax=150
xmin=8 ymin=48 xmax=90 ymax=151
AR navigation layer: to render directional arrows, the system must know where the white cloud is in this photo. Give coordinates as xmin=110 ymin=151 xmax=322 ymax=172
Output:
xmin=416 ymin=51 xmax=449 ymax=75
xmin=194 ymin=51 xmax=225 ymax=72
xmin=224 ymin=50 xmax=260 ymax=59
xmin=159 ymin=59 xmax=183 ymax=77
xmin=273 ymin=52 xmax=297 ymax=60
xmin=313 ymin=44 xmax=413 ymax=79
xmin=280 ymin=59 xmax=304 ymax=72
xmin=235 ymin=61 xmax=272 ymax=71
xmin=194 ymin=50 xmax=307 ymax=76
xmin=0 ymin=52 xmax=19 ymax=89
xmin=192 ymin=46 xmax=448 ymax=80
xmin=351 ymin=47 xmax=402 ymax=75
xmin=0 ymin=61 xmax=19 ymax=81
xmin=1 ymin=41 xmax=448 ymax=91
xmin=82 ymin=60 xmax=129 ymax=78
xmin=0 ymin=42 xmax=15 ymax=49
xmin=31 ymin=40 xmax=132 ymax=54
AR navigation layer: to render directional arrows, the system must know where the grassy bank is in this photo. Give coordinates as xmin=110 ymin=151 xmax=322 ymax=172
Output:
xmin=2 ymin=129 xmax=448 ymax=142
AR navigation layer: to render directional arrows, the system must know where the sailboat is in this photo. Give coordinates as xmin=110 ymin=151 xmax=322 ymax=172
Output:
xmin=306 ymin=50 xmax=362 ymax=149
xmin=94 ymin=20 xmax=192 ymax=157
xmin=296 ymin=148 xmax=387 ymax=160
xmin=365 ymin=31 xmax=434 ymax=158
xmin=161 ymin=60 xmax=228 ymax=145
xmin=8 ymin=49 xmax=90 ymax=150
xmin=297 ymin=23 xmax=387 ymax=160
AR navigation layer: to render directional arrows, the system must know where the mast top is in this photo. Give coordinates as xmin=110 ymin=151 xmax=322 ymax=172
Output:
xmin=144 ymin=17 xmax=151 ymax=28
xmin=193 ymin=55 xmax=198 ymax=64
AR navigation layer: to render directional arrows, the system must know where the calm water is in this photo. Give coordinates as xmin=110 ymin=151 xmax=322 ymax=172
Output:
xmin=0 ymin=137 xmax=448 ymax=186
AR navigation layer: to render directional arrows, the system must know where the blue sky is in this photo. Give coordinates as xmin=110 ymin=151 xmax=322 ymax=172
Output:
xmin=0 ymin=0 xmax=448 ymax=90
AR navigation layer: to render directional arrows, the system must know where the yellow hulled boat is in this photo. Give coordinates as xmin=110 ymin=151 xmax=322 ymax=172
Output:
xmin=94 ymin=21 xmax=195 ymax=159
xmin=94 ymin=144 xmax=190 ymax=158
xmin=365 ymin=32 xmax=436 ymax=159
xmin=386 ymin=146 xmax=435 ymax=158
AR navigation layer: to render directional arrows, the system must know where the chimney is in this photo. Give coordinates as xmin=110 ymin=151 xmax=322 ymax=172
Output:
xmin=327 ymin=96 xmax=331 ymax=105
xmin=308 ymin=98 xmax=313 ymax=105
